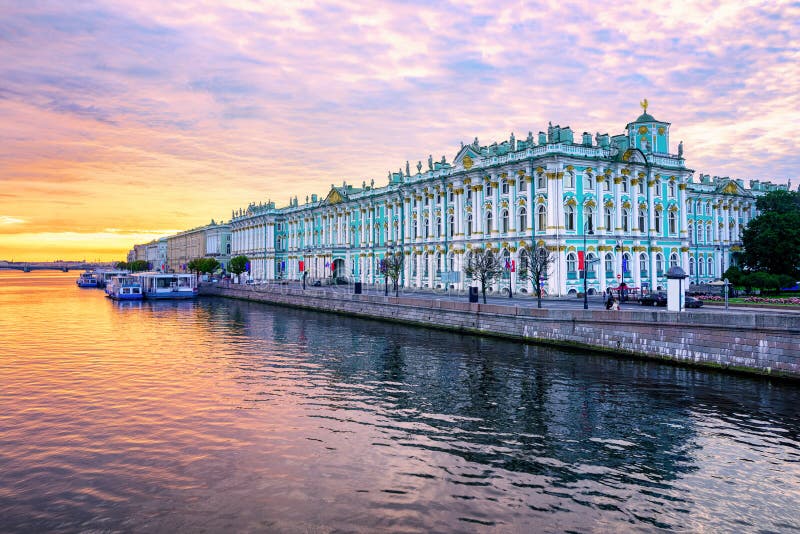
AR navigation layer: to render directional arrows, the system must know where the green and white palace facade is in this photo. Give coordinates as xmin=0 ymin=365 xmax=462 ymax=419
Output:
xmin=228 ymin=107 xmax=787 ymax=296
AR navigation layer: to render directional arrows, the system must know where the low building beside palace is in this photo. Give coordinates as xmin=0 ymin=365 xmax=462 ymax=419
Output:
xmin=226 ymin=105 xmax=787 ymax=296
xmin=166 ymin=220 xmax=231 ymax=272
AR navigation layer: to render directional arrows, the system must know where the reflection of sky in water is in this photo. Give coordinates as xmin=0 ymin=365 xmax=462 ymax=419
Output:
xmin=0 ymin=272 xmax=798 ymax=532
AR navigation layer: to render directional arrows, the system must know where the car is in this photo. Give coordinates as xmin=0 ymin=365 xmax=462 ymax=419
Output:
xmin=685 ymin=296 xmax=704 ymax=308
xmin=312 ymin=280 xmax=322 ymax=287
xmin=640 ymin=292 xmax=667 ymax=306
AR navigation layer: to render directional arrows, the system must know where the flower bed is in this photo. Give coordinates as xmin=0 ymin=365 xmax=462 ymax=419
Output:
xmin=698 ymin=294 xmax=800 ymax=305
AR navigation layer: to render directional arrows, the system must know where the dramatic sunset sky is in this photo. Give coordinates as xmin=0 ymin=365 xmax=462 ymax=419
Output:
xmin=1 ymin=1 xmax=798 ymax=261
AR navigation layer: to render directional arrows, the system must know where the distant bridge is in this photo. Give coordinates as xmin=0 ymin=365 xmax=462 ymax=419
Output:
xmin=0 ymin=262 xmax=112 ymax=272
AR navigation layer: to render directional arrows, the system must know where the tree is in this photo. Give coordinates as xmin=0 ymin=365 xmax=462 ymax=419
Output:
xmin=740 ymin=190 xmax=800 ymax=278
xmin=187 ymin=258 xmax=203 ymax=276
xmin=517 ymin=245 xmax=554 ymax=308
xmin=463 ymin=247 xmax=504 ymax=304
xmin=200 ymin=257 xmax=220 ymax=274
xmin=384 ymin=251 xmax=405 ymax=297
xmin=125 ymin=260 xmax=149 ymax=272
xmin=229 ymin=255 xmax=249 ymax=276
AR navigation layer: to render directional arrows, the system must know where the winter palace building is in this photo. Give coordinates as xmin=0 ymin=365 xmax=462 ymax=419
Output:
xmin=220 ymin=104 xmax=787 ymax=296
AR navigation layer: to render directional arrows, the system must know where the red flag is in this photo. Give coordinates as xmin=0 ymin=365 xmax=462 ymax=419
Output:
xmin=578 ymin=251 xmax=585 ymax=270
xmin=511 ymin=260 xmax=516 ymax=273
xmin=298 ymin=260 xmax=305 ymax=272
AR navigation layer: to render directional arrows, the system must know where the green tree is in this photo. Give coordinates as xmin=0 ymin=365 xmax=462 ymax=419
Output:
xmin=463 ymin=247 xmax=504 ymax=304
xmin=200 ymin=257 xmax=220 ymax=274
xmin=229 ymin=255 xmax=249 ymax=276
xmin=115 ymin=261 xmax=128 ymax=270
xmin=755 ymin=189 xmax=800 ymax=214
xmin=128 ymin=260 xmax=149 ymax=272
xmin=741 ymin=210 xmax=800 ymax=277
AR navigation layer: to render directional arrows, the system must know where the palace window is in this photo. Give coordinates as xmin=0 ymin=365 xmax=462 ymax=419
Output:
xmin=466 ymin=214 xmax=473 ymax=236
xmin=621 ymin=178 xmax=628 ymax=193
xmin=466 ymin=189 xmax=472 ymax=202
xmin=518 ymin=176 xmax=524 ymax=189
xmin=699 ymin=258 xmax=705 ymax=276
xmin=537 ymin=173 xmax=545 ymax=190
xmin=604 ymin=207 xmax=613 ymax=231
xmin=486 ymin=211 xmax=493 ymax=233
xmin=423 ymin=254 xmax=429 ymax=277
xmin=689 ymin=257 xmax=695 ymax=275
xmin=640 ymin=253 xmax=648 ymax=275
xmin=565 ymin=173 xmax=575 ymax=189
xmin=486 ymin=183 xmax=492 ymax=196
xmin=706 ymin=224 xmax=713 ymax=243
xmin=436 ymin=217 xmax=442 ymax=237
xmin=670 ymin=253 xmax=679 ymax=268
xmin=584 ymin=175 xmax=593 ymax=190
xmin=654 ymin=210 xmax=662 ymax=233
xmin=424 ymin=218 xmax=430 ymax=238
xmin=502 ymin=181 xmax=509 ymax=195
xmin=708 ymin=257 xmax=714 ymax=276
xmin=638 ymin=180 xmax=645 ymax=194
xmin=412 ymin=219 xmax=418 ymax=239
xmin=656 ymin=254 xmax=664 ymax=275
xmin=668 ymin=211 xmax=677 ymax=234
xmin=565 ymin=204 xmax=575 ymax=231
xmin=501 ymin=210 xmax=509 ymax=233
xmin=604 ymin=179 xmax=611 ymax=191
xmin=623 ymin=253 xmax=631 ymax=275
xmin=537 ymin=205 xmax=546 ymax=231
xmin=449 ymin=216 xmax=455 ymax=237
xmin=518 ymin=207 xmax=527 ymax=232
xmin=567 ymin=253 xmax=577 ymax=273
xmin=605 ymin=253 xmax=614 ymax=275
xmin=622 ymin=208 xmax=630 ymax=232
xmin=669 ymin=181 xmax=676 ymax=198
xmin=584 ymin=207 xmax=595 ymax=232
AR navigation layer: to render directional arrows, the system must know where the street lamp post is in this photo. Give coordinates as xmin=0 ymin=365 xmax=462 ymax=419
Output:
xmin=583 ymin=221 xmax=594 ymax=310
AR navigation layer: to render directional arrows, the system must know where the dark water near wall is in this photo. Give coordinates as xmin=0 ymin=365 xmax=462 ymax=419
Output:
xmin=1 ymin=271 xmax=798 ymax=533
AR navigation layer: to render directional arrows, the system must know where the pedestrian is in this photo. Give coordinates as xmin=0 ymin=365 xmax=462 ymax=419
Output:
xmin=605 ymin=295 xmax=614 ymax=310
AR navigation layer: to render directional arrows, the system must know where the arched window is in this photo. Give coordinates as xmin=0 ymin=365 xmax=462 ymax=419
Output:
xmin=708 ymin=257 xmax=714 ymax=276
xmin=567 ymin=253 xmax=577 ymax=273
xmin=518 ymin=207 xmax=527 ymax=232
xmin=656 ymin=254 xmax=664 ymax=275
xmin=622 ymin=253 xmax=631 ymax=276
xmin=424 ymin=218 xmax=430 ymax=238
xmin=669 ymin=181 xmax=676 ymax=197
xmin=605 ymin=253 xmax=614 ymax=275
xmin=586 ymin=253 xmax=597 ymax=277
xmin=564 ymin=204 xmax=575 ymax=230
xmin=688 ymin=224 xmax=694 ymax=244
xmin=638 ymin=209 xmax=647 ymax=232
xmin=640 ymin=253 xmax=648 ymax=275
xmin=412 ymin=255 xmax=418 ymax=276
xmin=585 ymin=207 xmax=595 ymax=232
xmin=584 ymin=175 xmax=593 ymax=190
xmin=621 ymin=177 xmax=628 ymax=193
xmin=486 ymin=183 xmax=492 ymax=196
xmin=423 ymin=253 xmax=429 ymax=277
xmin=604 ymin=178 xmax=611 ymax=191
xmin=706 ymin=224 xmax=713 ymax=243
xmin=436 ymin=217 xmax=442 ymax=237
xmin=654 ymin=210 xmax=662 ymax=233
xmin=412 ymin=219 xmax=418 ymax=239
xmin=670 ymin=253 xmax=679 ymax=268
xmin=466 ymin=214 xmax=473 ymax=236
xmin=448 ymin=253 xmax=455 ymax=272
xmin=537 ymin=205 xmax=546 ymax=231
xmin=501 ymin=210 xmax=509 ymax=233
xmin=565 ymin=173 xmax=575 ymax=189
xmin=502 ymin=180 xmax=509 ymax=194
xmin=466 ymin=188 xmax=472 ymax=202
xmin=622 ymin=209 xmax=630 ymax=232
xmin=537 ymin=173 xmax=545 ymax=190
xmin=436 ymin=253 xmax=442 ymax=274
xmin=449 ymin=216 xmax=455 ymax=237
xmin=604 ymin=207 xmax=613 ymax=231
xmin=668 ymin=211 xmax=677 ymax=234
xmin=486 ymin=211 xmax=493 ymax=233
xmin=518 ymin=176 xmax=524 ymax=189
xmin=689 ymin=257 xmax=695 ymax=275
xmin=699 ymin=258 xmax=704 ymax=275
xmin=638 ymin=180 xmax=645 ymax=194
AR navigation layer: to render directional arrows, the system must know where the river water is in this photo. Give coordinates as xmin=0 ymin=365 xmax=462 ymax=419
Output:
xmin=0 ymin=271 xmax=798 ymax=533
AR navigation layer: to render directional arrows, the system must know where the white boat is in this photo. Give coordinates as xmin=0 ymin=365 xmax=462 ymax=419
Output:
xmin=76 ymin=271 xmax=99 ymax=288
xmin=105 ymin=275 xmax=143 ymax=301
xmin=95 ymin=269 xmax=130 ymax=288
xmin=132 ymin=272 xmax=198 ymax=299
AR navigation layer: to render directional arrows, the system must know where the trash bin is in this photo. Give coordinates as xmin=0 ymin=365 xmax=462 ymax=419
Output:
xmin=469 ymin=286 xmax=479 ymax=303
xmin=354 ymin=282 xmax=362 ymax=294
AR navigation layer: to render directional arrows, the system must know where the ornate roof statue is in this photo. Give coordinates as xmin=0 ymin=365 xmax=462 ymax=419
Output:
xmin=527 ymin=131 xmax=533 ymax=145
xmin=416 ymin=160 xmax=422 ymax=173
xmin=678 ymin=140 xmax=684 ymax=157
xmin=509 ymin=132 xmax=515 ymax=150
xmin=405 ymin=161 xmax=410 ymax=177
xmin=428 ymin=154 xmax=433 ymax=170
xmin=473 ymin=137 xmax=479 ymax=149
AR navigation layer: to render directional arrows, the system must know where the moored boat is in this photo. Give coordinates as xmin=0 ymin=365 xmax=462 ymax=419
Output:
xmin=95 ymin=269 xmax=129 ymax=288
xmin=132 ymin=272 xmax=198 ymax=299
xmin=76 ymin=271 xmax=99 ymax=288
xmin=105 ymin=275 xmax=143 ymax=301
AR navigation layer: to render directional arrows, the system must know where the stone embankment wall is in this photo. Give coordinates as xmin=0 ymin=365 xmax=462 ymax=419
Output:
xmin=200 ymin=284 xmax=800 ymax=379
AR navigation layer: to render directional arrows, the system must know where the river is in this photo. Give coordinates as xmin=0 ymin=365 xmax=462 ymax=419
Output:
xmin=0 ymin=271 xmax=798 ymax=532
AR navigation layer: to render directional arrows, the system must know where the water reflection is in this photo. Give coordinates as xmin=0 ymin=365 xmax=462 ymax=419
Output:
xmin=0 ymin=272 xmax=798 ymax=532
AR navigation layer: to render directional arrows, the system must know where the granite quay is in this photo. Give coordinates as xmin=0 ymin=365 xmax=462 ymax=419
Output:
xmin=200 ymin=283 xmax=800 ymax=379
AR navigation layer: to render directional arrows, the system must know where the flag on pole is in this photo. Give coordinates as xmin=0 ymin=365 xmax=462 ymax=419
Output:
xmin=578 ymin=251 xmax=585 ymax=270
xmin=622 ymin=255 xmax=628 ymax=273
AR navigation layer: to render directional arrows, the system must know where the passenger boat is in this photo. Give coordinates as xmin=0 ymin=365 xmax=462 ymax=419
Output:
xmin=76 ymin=271 xmax=99 ymax=288
xmin=132 ymin=272 xmax=198 ymax=299
xmin=105 ymin=275 xmax=144 ymax=301
xmin=95 ymin=269 xmax=129 ymax=288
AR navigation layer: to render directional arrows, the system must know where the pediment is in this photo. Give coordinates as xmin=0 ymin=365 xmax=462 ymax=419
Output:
xmin=453 ymin=145 xmax=481 ymax=170
xmin=324 ymin=188 xmax=347 ymax=205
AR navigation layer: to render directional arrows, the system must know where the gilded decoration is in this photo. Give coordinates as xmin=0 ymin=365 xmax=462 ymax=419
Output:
xmin=622 ymin=200 xmax=631 ymax=209
xmin=681 ymin=246 xmax=690 ymax=252
xmin=462 ymin=155 xmax=473 ymax=170
xmin=463 ymin=177 xmax=472 ymax=185
xmin=500 ymin=172 xmax=508 ymax=178
xmin=584 ymin=199 xmax=596 ymax=208
xmin=679 ymin=183 xmax=687 ymax=190
xmin=566 ymin=165 xmax=574 ymax=172
xmin=723 ymin=182 xmax=739 ymax=194
xmin=655 ymin=204 xmax=663 ymax=211
xmin=658 ymin=126 xmax=665 ymax=135
xmin=638 ymin=125 xmax=648 ymax=135
xmin=585 ymin=167 xmax=593 ymax=174
xmin=536 ymin=196 xmax=546 ymax=204
xmin=596 ymin=175 xmax=605 ymax=182
xmin=535 ymin=166 xmax=544 ymax=174
xmin=614 ymin=177 xmax=622 ymax=184
xmin=631 ymin=178 xmax=639 ymax=185
xmin=621 ymin=168 xmax=631 ymax=176
xmin=622 ymin=150 xmax=633 ymax=162
xmin=668 ymin=204 xmax=679 ymax=212
xmin=518 ymin=170 xmax=525 ymax=176
xmin=650 ymin=246 xmax=663 ymax=252
xmin=565 ymin=197 xmax=577 ymax=206
xmin=604 ymin=200 xmax=614 ymax=208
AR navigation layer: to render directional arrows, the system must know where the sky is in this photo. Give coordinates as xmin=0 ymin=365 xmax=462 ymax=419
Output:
xmin=1 ymin=0 xmax=798 ymax=261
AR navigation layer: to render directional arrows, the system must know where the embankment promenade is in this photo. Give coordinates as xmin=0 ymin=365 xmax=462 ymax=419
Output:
xmin=200 ymin=284 xmax=800 ymax=379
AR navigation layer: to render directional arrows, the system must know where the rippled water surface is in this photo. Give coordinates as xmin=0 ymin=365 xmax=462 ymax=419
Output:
xmin=1 ymin=271 xmax=799 ymax=532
